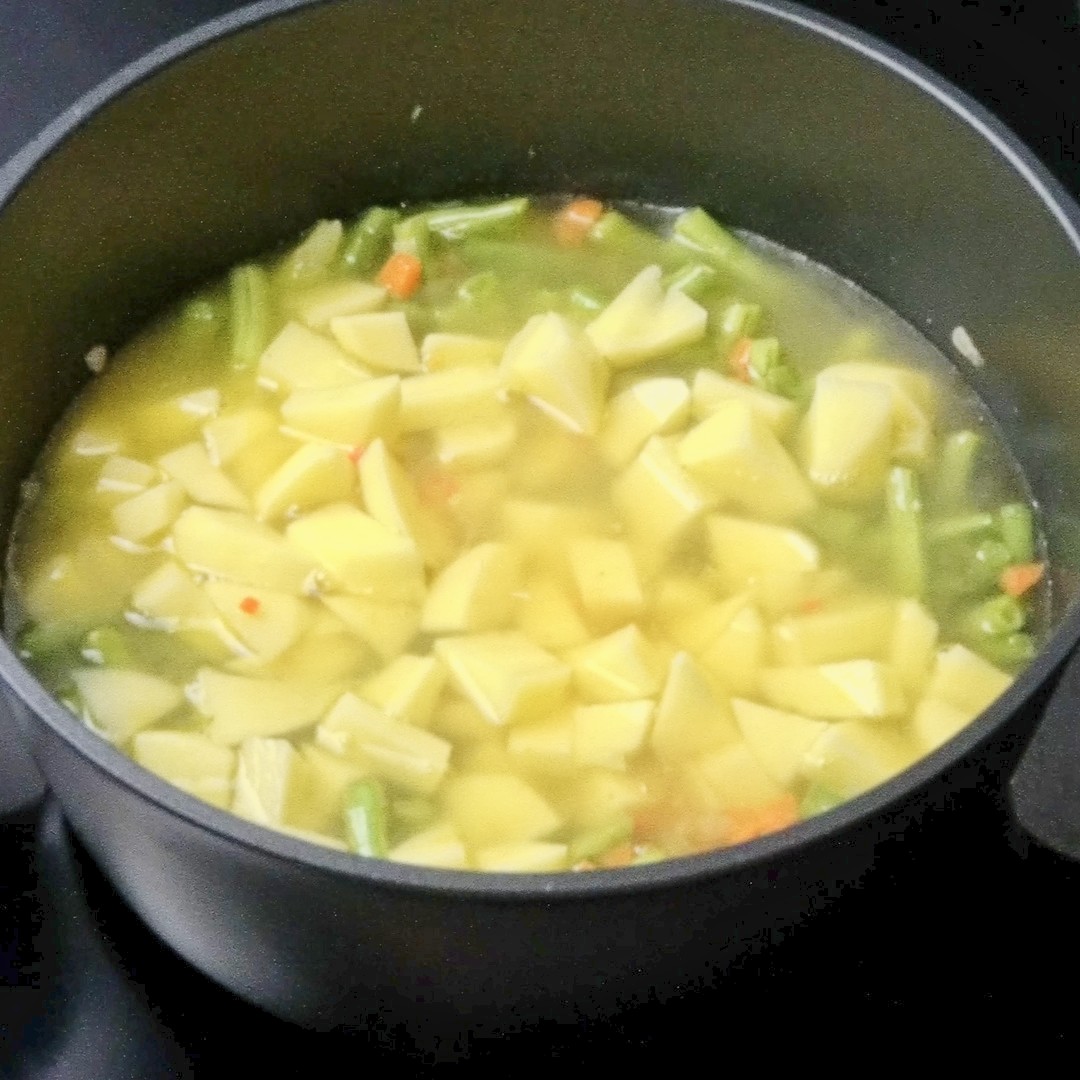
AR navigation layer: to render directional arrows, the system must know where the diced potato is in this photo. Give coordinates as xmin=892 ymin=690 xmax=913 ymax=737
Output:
xmin=599 ymin=376 xmax=691 ymax=467
xmin=731 ymin=698 xmax=828 ymax=786
xmin=131 ymin=730 xmax=236 ymax=809
xmin=329 ymin=310 xmax=420 ymax=373
xmin=285 ymin=503 xmax=424 ymax=601
xmin=501 ymin=312 xmax=608 ymax=435
xmin=421 ymin=332 xmax=504 ymax=371
xmin=202 ymin=407 xmax=277 ymax=466
xmin=157 ymin=441 xmax=250 ymax=511
xmin=573 ymin=700 xmax=652 ymax=768
xmin=316 ymin=692 xmax=452 ymax=794
xmin=677 ymin=400 xmax=815 ymax=522
xmin=924 ymin=644 xmax=1012 ymax=716
xmin=254 ymin=442 xmax=355 ymax=522
xmin=803 ymin=720 xmax=919 ymax=797
xmin=319 ymin=595 xmax=420 ymax=660
xmin=193 ymin=667 xmax=340 ymax=745
xmin=800 ymin=373 xmax=894 ymax=503
xmin=435 ymin=631 xmax=571 ymax=726
xmin=507 ymin=712 xmax=576 ymax=773
xmin=287 ymin=744 xmax=370 ymax=834
xmin=258 ymin=321 xmax=368 ymax=391
xmin=97 ymin=455 xmax=158 ymax=495
xmin=567 ymin=537 xmax=644 ymax=630
xmin=686 ymin=742 xmax=785 ymax=813
xmin=111 ymin=480 xmax=186 ymax=543
xmin=277 ymin=218 xmax=343 ymax=282
xmin=500 ymin=499 xmax=607 ymax=567
xmin=421 ymin=542 xmax=521 ymax=633
xmin=706 ymin=515 xmax=820 ymax=595
xmin=571 ymin=769 xmax=648 ymax=827
xmin=174 ymin=388 xmax=220 ymax=421
xmin=131 ymin=559 xmax=218 ymax=627
xmin=694 ymin=596 xmax=765 ymax=696
xmin=397 ymin=368 xmax=505 ymax=433
xmin=429 ymin=694 xmax=496 ymax=743
xmin=73 ymin=668 xmax=183 ymax=742
xmin=771 ymin=599 xmax=896 ymax=666
xmin=286 ymin=279 xmax=386 ymax=330
xmin=651 ymin=651 xmax=739 ymax=761
xmin=514 ymin=574 xmax=592 ymax=650
xmin=389 ymin=823 xmax=469 ymax=869
xmin=586 ymin=265 xmax=707 ymax=366
xmin=360 ymin=654 xmax=447 ymax=728
xmin=824 ymin=361 xmax=935 ymax=465
xmin=280 ymin=375 xmax=401 ymax=446
xmin=691 ymin=369 xmax=798 ymax=436
xmin=444 ymin=772 xmax=561 ymax=847
xmin=569 ymin=624 xmax=663 ymax=703
xmin=203 ymin=581 xmax=311 ymax=666
xmin=255 ymin=624 xmax=372 ymax=684
xmin=358 ymin=438 xmax=456 ymax=568
xmin=474 ymin=842 xmax=569 ymax=872
xmin=889 ymin=599 xmax=939 ymax=696
xmin=172 ymin=506 xmax=317 ymax=594
xmin=911 ymin=698 xmax=973 ymax=754
xmin=446 ymin=468 xmax=507 ymax=543
xmin=232 ymin=737 xmax=298 ymax=826
xmin=760 ymin=660 xmax=907 ymax=719
xmin=612 ymin=436 xmax=710 ymax=569
xmin=433 ymin=411 xmax=519 ymax=470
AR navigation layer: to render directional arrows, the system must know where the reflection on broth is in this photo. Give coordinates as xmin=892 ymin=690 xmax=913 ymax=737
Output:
xmin=5 ymin=196 xmax=1044 ymax=871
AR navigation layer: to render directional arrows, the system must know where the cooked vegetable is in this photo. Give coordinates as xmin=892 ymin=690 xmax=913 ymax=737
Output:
xmin=7 ymin=196 xmax=1043 ymax=872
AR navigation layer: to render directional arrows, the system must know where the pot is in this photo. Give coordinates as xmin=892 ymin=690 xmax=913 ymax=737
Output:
xmin=1 ymin=0 xmax=1079 ymax=1043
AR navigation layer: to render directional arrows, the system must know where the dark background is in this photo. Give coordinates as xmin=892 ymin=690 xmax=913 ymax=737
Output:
xmin=2 ymin=1 xmax=1080 ymax=1075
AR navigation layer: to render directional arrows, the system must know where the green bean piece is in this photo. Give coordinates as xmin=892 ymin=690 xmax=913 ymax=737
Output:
xmin=425 ymin=197 xmax=530 ymax=241
xmin=716 ymin=300 xmax=763 ymax=353
xmin=800 ymin=783 xmax=844 ymax=819
xmin=589 ymin=210 xmax=683 ymax=268
xmin=568 ymin=813 xmax=633 ymax=863
xmin=341 ymin=206 xmax=400 ymax=272
xmin=80 ymin=627 xmax=133 ymax=667
xmin=630 ymin=844 xmax=665 ymax=866
xmin=928 ymin=512 xmax=995 ymax=544
xmin=999 ymin=502 xmax=1036 ymax=563
xmin=887 ymin=466 xmax=925 ymax=597
xmin=17 ymin=622 xmax=81 ymax=667
xmin=663 ymin=261 xmax=720 ymax=301
xmin=672 ymin=207 xmax=744 ymax=264
xmin=974 ymin=631 xmax=1037 ymax=670
xmin=746 ymin=337 xmax=800 ymax=399
xmin=457 ymin=269 xmax=501 ymax=304
xmin=392 ymin=213 xmax=432 ymax=261
xmin=228 ymin=264 xmax=271 ymax=370
xmin=961 ymin=593 xmax=1027 ymax=639
xmin=969 ymin=537 xmax=1012 ymax=592
xmin=391 ymin=796 xmax=437 ymax=833
xmin=344 ymin=779 xmax=390 ymax=858
xmin=932 ymin=429 xmax=983 ymax=509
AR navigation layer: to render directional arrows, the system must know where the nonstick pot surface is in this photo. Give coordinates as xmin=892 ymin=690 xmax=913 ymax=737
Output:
xmin=3 ymin=0 xmax=1080 ymax=1071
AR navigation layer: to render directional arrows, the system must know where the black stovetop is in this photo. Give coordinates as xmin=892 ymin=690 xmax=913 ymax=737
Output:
xmin=3 ymin=2 xmax=1080 ymax=1074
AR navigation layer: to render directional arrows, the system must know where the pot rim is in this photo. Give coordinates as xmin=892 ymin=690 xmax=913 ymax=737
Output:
xmin=2 ymin=0 xmax=1079 ymax=901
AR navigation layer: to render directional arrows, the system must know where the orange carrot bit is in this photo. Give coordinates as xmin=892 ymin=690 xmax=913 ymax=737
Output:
xmin=799 ymin=596 xmax=824 ymax=615
xmin=728 ymin=337 xmax=754 ymax=382
xmin=376 ymin=251 xmax=423 ymax=299
xmin=553 ymin=197 xmax=604 ymax=246
xmin=1001 ymin=562 xmax=1045 ymax=598
xmin=571 ymin=860 xmax=598 ymax=872
xmin=418 ymin=470 xmax=460 ymax=505
xmin=598 ymin=843 xmax=635 ymax=869
xmin=347 ymin=443 xmax=367 ymax=464
xmin=751 ymin=794 xmax=800 ymax=836
xmin=239 ymin=596 xmax=261 ymax=615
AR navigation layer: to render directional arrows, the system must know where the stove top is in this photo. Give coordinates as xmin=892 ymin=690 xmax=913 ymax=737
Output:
xmin=3 ymin=1 xmax=1080 ymax=1073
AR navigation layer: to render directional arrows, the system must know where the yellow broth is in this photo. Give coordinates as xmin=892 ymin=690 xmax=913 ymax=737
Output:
xmin=5 ymin=197 xmax=1042 ymax=870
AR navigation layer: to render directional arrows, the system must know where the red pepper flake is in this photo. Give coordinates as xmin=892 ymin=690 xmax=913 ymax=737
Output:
xmin=347 ymin=444 xmax=367 ymax=464
xmin=239 ymin=596 xmax=261 ymax=615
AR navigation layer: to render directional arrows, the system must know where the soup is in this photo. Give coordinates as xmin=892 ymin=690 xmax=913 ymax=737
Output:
xmin=5 ymin=196 xmax=1043 ymax=871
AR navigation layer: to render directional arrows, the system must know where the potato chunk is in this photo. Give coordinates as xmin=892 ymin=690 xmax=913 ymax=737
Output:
xmin=421 ymin=542 xmax=521 ymax=633
xmin=329 ymin=310 xmax=420 ymax=373
xmin=280 ymin=376 xmax=401 ymax=446
xmin=445 ymin=772 xmax=561 ymax=847
xmin=73 ymin=668 xmax=183 ymax=742
xmin=258 ymin=321 xmax=368 ymax=391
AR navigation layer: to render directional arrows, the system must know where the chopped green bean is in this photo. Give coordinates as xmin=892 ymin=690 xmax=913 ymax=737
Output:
xmin=970 ymin=537 xmax=1012 ymax=591
xmin=672 ymin=207 xmax=744 ymax=264
xmin=999 ymin=502 xmax=1036 ymax=563
xmin=341 ymin=206 xmax=400 ymax=271
xmin=974 ymin=631 xmax=1037 ymax=670
xmin=344 ymin=779 xmax=389 ymax=858
xmin=800 ymin=783 xmax=844 ymax=819
xmin=425 ymin=197 xmax=529 ymax=240
xmin=630 ymin=844 xmax=665 ymax=866
xmin=663 ymin=261 xmax=720 ymax=301
xmin=228 ymin=264 xmax=271 ymax=369
xmin=568 ymin=814 xmax=633 ymax=863
xmin=961 ymin=593 xmax=1027 ymax=638
xmin=392 ymin=213 xmax=432 ymax=261
xmin=589 ymin=211 xmax=683 ymax=268
xmin=716 ymin=300 xmax=762 ymax=351
xmin=746 ymin=337 xmax=800 ymax=398
xmin=932 ymin=429 xmax=983 ymax=509
xmin=887 ymin=466 xmax=925 ymax=597
xmin=928 ymin=512 xmax=995 ymax=544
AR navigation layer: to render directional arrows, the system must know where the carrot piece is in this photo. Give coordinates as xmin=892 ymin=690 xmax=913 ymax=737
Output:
xmin=799 ymin=596 xmax=824 ymax=615
xmin=376 ymin=251 xmax=423 ymax=299
xmin=239 ymin=596 xmax=261 ymax=615
xmin=347 ymin=444 xmax=367 ymax=464
xmin=729 ymin=337 xmax=754 ymax=382
xmin=1000 ymin=562 xmax=1045 ymax=598
xmin=418 ymin=470 xmax=460 ymax=505
xmin=751 ymin=793 xmax=800 ymax=835
xmin=598 ymin=843 xmax=635 ymax=869
xmin=553 ymin=197 xmax=604 ymax=246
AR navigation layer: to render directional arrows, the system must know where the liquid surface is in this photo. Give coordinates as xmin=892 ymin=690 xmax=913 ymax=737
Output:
xmin=5 ymin=197 xmax=1043 ymax=871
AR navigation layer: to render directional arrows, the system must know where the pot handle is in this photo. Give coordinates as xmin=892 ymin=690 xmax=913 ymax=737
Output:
xmin=1009 ymin=645 xmax=1080 ymax=859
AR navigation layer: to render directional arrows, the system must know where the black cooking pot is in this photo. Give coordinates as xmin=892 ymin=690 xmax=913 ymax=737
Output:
xmin=2 ymin=0 xmax=1080 ymax=1043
